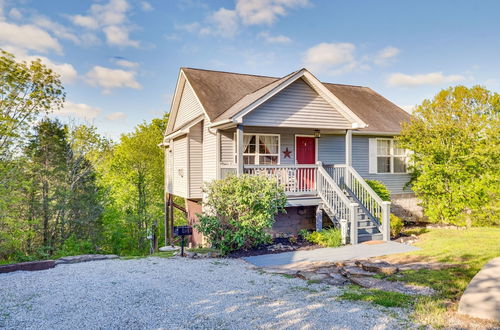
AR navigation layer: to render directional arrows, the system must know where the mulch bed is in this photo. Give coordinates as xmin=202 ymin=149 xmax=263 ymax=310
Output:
xmin=227 ymin=237 xmax=321 ymax=258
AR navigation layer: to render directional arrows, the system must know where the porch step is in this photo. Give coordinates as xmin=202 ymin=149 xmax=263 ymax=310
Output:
xmin=358 ymin=233 xmax=384 ymax=243
xmin=357 ymin=227 xmax=381 ymax=235
xmin=357 ymin=219 xmax=373 ymax=227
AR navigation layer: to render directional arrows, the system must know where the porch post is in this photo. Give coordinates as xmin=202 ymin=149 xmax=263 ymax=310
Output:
xmin=345 ymin=129 xmax=352 ymax=166
xmin=345 ymin=129 xmax=352 ymax=187
xmin=315 ymin=205 xmax=323 ymax=232
xmin=236 ymin=124 xmax=244 ymax=176
xmin=382 ymin=201 xmax=391 ymax=241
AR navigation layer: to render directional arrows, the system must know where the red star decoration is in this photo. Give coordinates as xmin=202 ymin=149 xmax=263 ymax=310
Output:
xmin=283 ymin=147 xmax=292 ymax=159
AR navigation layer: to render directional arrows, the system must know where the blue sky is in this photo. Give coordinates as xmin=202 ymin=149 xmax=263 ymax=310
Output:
xmin=1 ymin=0 xmax=499 ymax=139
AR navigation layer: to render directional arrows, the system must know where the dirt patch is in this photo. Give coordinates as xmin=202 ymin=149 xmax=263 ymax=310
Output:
xmin=227 ymin=237 xmax=320 ymax=258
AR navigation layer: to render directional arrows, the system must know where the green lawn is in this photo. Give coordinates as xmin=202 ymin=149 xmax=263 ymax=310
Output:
xmin=385 ymin=227 xmax=500 ymax=326
xmin=340 ymin=227 xmax=500 ymax=327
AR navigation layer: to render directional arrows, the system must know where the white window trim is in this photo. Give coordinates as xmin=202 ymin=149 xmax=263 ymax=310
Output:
xmin=375 ymin=138 xmax=409 ymax=174
xmin=234 ymin=133 xmax=281 ymax=165
xmin=294 ymin=134 xmax=318 ymax=165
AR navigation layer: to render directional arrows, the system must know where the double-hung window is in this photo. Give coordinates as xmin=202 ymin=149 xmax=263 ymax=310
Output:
xmin=234 ymin=134 xmax=280 ymax=165
xmin=376 ymin=139 xmax=408 ymax=173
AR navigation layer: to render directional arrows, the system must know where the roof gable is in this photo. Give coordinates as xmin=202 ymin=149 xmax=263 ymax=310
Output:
xmin=174 ymin=67 xmax=410 ymax=134
xmin=243 ymin=78 xmax=353 ymax=129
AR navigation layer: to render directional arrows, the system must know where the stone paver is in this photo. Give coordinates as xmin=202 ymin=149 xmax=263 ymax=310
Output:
xmin=243 ymin=241 xmax=418 ymax=267
xmin=458 ymin=257 xmax=500 ymax=322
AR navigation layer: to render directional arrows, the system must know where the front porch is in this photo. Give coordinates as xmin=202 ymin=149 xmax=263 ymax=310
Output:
xmin=215 ymin=125 xmax=391 ymax=244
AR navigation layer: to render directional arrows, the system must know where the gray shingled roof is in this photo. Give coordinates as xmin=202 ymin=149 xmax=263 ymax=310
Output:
xmin=182 ymin=67 xmax=410 ymax=133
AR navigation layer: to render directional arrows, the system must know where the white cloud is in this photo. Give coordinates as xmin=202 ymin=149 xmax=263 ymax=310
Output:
xmin=200 ymin=8 xmax=239 ymax=37
xmin=56 ymin=101 xmax=101 ymax=120
xmin=400 ymin=105 xmax=416 ymax=113
xmin=304 ymin=42 xmax=357 ymax=74
xmin=68 ymin=0 xmax=139 ymax=47
xmin=3 ymin=46 xmax=78 ymax=84
xmin=85 ymin=65 xmax=141 ymax=93
xmin=387 ymin=72 xmax=465 ymax=87
xmin=8 ymin=8 xmax=22 ymax=20
xmin=103 ymin=25 xmax=139 ymax=47
xmin=32 ymin=16 xmax=80 ymax=44
xmin=0 ymin=21 xmax=62 ymax=54
xmin=111 ymin=58 xmax=139 ymax=69
xmin=105 ymin=112 xmax=127 ymax=121
xmin=182 ymin=0 xmax=308 ymax=38
xmin=70 ymin=15 xmax=99 ymax=29
xmin=374 ymin=46 xmax=400 ymax=65
xmin=236 ymin=0 xmax=309 ymax=25
xmin=258 ymin=31 xmax=291 ymax=44
xmin=140 ymin=1 xmax=153 ymax=11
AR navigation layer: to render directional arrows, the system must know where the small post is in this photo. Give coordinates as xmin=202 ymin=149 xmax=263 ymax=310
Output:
xmin=315 ymin=205 xmax=323 ymax=232
xmin=349 ymin=202 xmax=358 ymax=244
xmin=345 ymin=129 xmax=352 ymax=188
xmin=382 ymin=201 xmax=391 ymax=241
xmin=164 ymin=194 xmax=169 ymax=246
xmin=236 ymin=124 xmax=244 ymax=176
xmin=340 ymin=219 xmax=348 ymax=245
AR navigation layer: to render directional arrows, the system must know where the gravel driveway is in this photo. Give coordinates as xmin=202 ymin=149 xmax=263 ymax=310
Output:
xmin=0 ymin=257 xmax=412 ymax=329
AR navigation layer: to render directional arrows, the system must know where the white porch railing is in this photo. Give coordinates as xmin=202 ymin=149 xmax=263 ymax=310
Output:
xmin=317 ymin=164 xmax=357 ymax=243
xmin=325 ymin=164 xmax=390 ymax=241
xmin=243 ymin=164 xmax=317 ymax=195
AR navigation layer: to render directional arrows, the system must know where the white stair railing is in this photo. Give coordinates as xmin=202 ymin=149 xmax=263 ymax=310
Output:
xmin=343 ymin=165 xmax=391 ymax=241
xmin=317 ymin=162 xmax=358 ymax=243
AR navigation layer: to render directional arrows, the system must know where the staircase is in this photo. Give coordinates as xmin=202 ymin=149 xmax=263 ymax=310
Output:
xmin=317 ymin=162 xmax=390 ymax=244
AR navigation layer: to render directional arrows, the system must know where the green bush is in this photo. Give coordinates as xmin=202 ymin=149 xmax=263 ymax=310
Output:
xmin=365 ymin=180 xmax=391 ymax=201
xmin=303 ymin=228 xmax=342 ymax=247
xmin=195 ymin=175 xmax=287 ymax=255
xmin=53 ymin=235 xmax=96 ymax=258
xmin=390 ymin=214 xmax=404 ymax=237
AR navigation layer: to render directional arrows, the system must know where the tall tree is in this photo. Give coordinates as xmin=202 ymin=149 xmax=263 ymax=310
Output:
xmin=398 ymin=85 xmax=500 ymax=226
xmin=0 ymin=50 xmax=65 ymax=158
xmin=100 ymin=115 xmax=168 ymax=253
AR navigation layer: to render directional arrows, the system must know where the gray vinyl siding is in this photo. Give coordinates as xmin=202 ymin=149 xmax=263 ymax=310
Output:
xmin=172 ymin=136 xmax=188 ymax=197
xmin=173 ymin=81 xmax=203 ymax=130
xmin=352 ymin=136 xmax=412 ymax=195
xmin=219 ymin=127 xmax=315 ymax=165
xmin=219 ymin=130 xmax=411 ymax=195
xmin=318 ymin=134 xmax=345 ymax=165
xmin=242 ymin=78 xmax=352 ymax=129
xmin=188 ymin=122 xmax=203 ymax=198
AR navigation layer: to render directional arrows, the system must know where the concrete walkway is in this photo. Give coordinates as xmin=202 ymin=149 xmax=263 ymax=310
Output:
xmin=243 ymin=241 xmax=419 ymax=267
xmin=458 ymin=257 xmax=500 ymax=322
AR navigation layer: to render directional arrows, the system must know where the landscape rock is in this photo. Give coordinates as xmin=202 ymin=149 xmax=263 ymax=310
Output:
xmin=56 ymin=254 xmax=119 ymax=265
xmin=340 ymin=266 xmax=374 ymax=277
xmin=297 ymin=271 xmax=329 ymax=282
xmin=314 ymin=266 xmax=339 ymax=274
xmin=322 ymin=273 xmax=348 ymax=286
xmin=0 ymin=260 xmax=55 ymax=274
xmin=349 ymin=276 xmax=435 ymax=295
xmin=355 ymin=261 xmax=399 ymax=275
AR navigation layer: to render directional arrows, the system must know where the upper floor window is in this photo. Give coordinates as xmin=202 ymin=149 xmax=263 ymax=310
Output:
xmin=234 ymin=134 xmax=280 ymax=165
xmin=376 ymin=139 xmax=408 ymax=173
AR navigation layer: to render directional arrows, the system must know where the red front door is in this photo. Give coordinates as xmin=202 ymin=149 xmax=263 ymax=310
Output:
xmin=296 ymin=136 xmax=315 ymax=191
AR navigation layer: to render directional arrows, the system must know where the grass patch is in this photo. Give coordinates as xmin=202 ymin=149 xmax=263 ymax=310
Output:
xmin=339 ymin=285 xmax=414 ymax=308
xmin=382 ymin=227 xmax=500 ymax=327
xmin=150 ymin=251 xmax=176 ymax=258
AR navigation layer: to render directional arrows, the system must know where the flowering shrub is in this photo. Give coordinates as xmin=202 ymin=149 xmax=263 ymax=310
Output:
xmin=195 ymin=175 xmax=287 ymax=255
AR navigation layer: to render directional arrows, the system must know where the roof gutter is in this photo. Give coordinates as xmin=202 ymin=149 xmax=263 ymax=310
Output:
xmin=208 ymin=118 xmax=233 ymax=128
